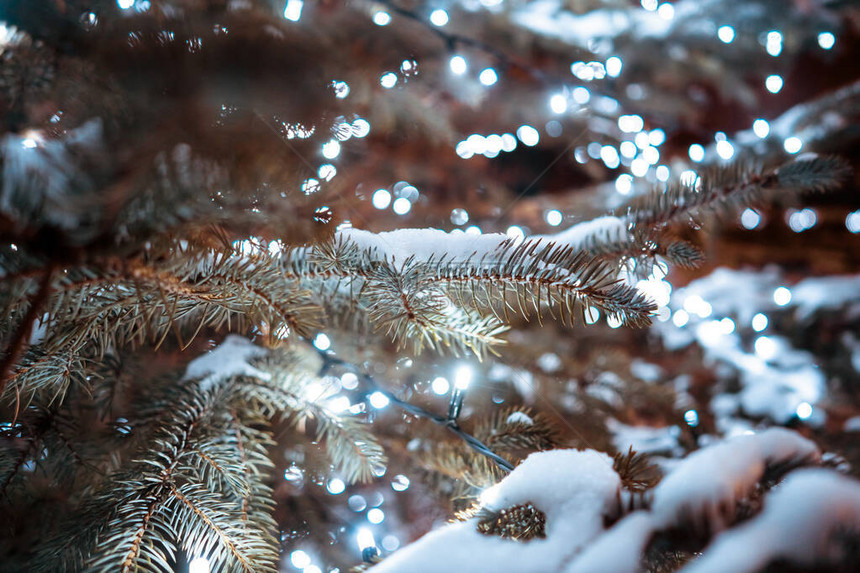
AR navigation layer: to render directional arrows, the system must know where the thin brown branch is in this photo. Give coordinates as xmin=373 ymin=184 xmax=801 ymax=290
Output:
xmin=0 ymin=266 xmax=55 ymax=397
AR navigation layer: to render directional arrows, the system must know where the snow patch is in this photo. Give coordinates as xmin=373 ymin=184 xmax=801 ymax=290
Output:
xmin=369 ymin=450 xmax=620 ymax=573
xmin=651 ymin=428 xmax=820 ymax=532
xmin=681 ymin=469 xmax=860 ymax=573
xmin=184 ymin=335 xmax=271 ymax=391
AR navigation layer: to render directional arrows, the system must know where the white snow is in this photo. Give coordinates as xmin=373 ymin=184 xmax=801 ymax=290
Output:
xmin=338 ymin=216 xmax=629 ymax=269
xmin=565 ymin=512 xmax=655 ymax=573
xmin=791 ymin=275 xmax=860 ymax=320
xmin=651 ymin=428 xmax=820 ymax=532
xmin=1 ymin=119 xmax=104 ymax=231
xmin=681 ymin=469 xmax=860 ymax=573
xmin=183 ymin=335 xmax=271 ymax=391
xmin=506 ymin=412 xmax=534 ymax=426
xmin=369 ymin=449 xmax=621 ymax=573
xmin=608 ymin=418 xmax=681 ymax=456
xmin=654 ymin=267 xmax=835 ymax=425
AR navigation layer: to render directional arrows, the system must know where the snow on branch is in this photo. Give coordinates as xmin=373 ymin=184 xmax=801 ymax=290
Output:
xmin=374 ymin=429 xmax=824 ymax=572
xmin=681 ymin=469 xmax=860 ymax=573
xmin=650 ymin=428 xmax=820 ymax=532
xmin=183 ymin=334 xmax=270 ymax=391
xmin=368 ymin=449 xmax=621 ymax=573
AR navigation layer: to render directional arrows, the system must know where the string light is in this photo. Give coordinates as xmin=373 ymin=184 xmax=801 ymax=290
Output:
xmin=783 ymin=136 xmax=802 ymax=154
xmin=392 ymin=197 xmax=411 ymax=215
xmin=817 ymin=32 xmax=835 ymax=50
xmin=449 ymin=55 xmax=468 ymax=75
xmin=765 ymin=31 xmax=783 ymax=56
xmin=545 ymin=209 xmax=563 ymax=226
xmin=753 ymin=119 xmax=770 ymax=138
xmin=605 ymin=56 xmax=623 ymax=77
xmin=290 ymin=550 xmax=312 ymax=569
xmin=372 ymin=189 xmax=391 ymax=209
xmin=429 ymin=9 xmax=449 ymax=26
xmin=326 ymin=478 xmax=346 ymax=494
xmin=765 ymin=74 xmax=783 ymax=94
xmin=479 ymin=68 xmax=498 ymax=86
xmin=322 ymin=140 xmax=341 ymax=159
xmin=516 ymin=125 xmax=539 ymax=146
xmin=549 ymin=94 xmax=568 ymax=114
xmin=688 ymin=144 xmax=705 ymax=162
xmin=372 ymin=11 xmax=391 ymax=26
xmin=380 ymin=72 xmax=397 ymax=89
xmin=741 ymin=208 xmax=761 ymax=229
xmin=313 ymin=333 xmax=331 ymax=351
xmin=615 ymin=174 xmax=633 ymax=195
xmin=796 ymin=402 xmax=813 ymax=420
xmin=716 ymin=140 xmax=734 ymax=160
xmin=283 ymin=0 xmax=303 ymax=21
xmin=431 ymin=377 xmax=450 ymax=395
xmin=773 ymin=286 xmax=792 ymax=306
xmin=117 ymin=0 xmax=134 ymax=9
xmin=752 ymin=313 xmax=768 ymax=332
xmin=717 ymin=25 xmax=735 ymax=43
xmin=369 ymin=391 xmax=390 ymax=409
xmin=846 ymin=210 xmax=860 ymax=233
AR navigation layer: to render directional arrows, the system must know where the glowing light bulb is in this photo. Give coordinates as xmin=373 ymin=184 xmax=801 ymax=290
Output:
xmin=479 ymin=68 xmax=498 ymax=86
xmin=372 ymin=11 xmax=391 ymax=26
xmin=605 ymin=56 xmax=623 ymax=77
xmin=783 ymin=136 xmax=802 ymax=154
xmin=429 ymin=9 xmax=449 ymax=26
xmin=326 ymin=478 xmax=346 ymax=494
xmin=516 ymin=125 xmax=539 ymax=146
xmin=454 ymin=365 xmax=473 ymax=390
xmin=380 ymin=72 xmax=397 ymax=89
xmin=796 ymin=402 xmax=813 ymax=420
xmin=717 ymin=26 xmax=735 ymax=43
xmin=773 ymin=286 xmax=791 ymax=306
xmin=765 ymin=75 xmax=783 ymax=94
xmin=550 ymin=94 xmax=568 ymax=114
xmin=283 ymin=0 xmax=303 ymax=21
xmin=545 ymin=209 xmax=563 ymax=226
xmin=369 ymin=391 xmax=390 ymax=409
xmin=392 ymin=197 xmax=411 ymax=215
xmin=818 ymin=32 xmax=835 ymax=50
xmin=357 ymin=528 xmax=376 ymax=550
xmin=449 ymin=55 xmax=467 ymax=75
xmin=431 ymin=377 xmax=450 ymax=395
xmin=313 ymin=333 xmax=331 ymax=350
xmin=372 ymin=189 xmax=391 ymax=209
xmin=741 ymin=208 xmax=761 ymax=230
xmin=688 ymin=144 xmax=705 ymax=163
xmin=322 ymin=140 xmax=341 ymax=159
xmin=752 ymin=313 xmax=768 ymax=332
xmin=290 ymin=550 xmax=311 ymax=569
xmin=753 ymin=119 xmax=770 ymax=138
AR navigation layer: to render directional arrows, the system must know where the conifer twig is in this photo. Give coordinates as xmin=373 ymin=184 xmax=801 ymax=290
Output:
xmin=0 ymin=266 xmax=54 ymax=397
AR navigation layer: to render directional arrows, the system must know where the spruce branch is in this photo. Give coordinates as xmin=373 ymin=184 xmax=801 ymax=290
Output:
xmin=429 ymin=238 xmax=655 ymax=327
xmin=0 ymin=265 xmax=54 ymax=398
xmin=624 ymin=155 xmax=851 ymax=231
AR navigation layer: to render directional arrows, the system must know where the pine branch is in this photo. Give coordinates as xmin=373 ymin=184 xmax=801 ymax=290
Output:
xmin=36 ymin=383 xmax=280 ymax=572
xmin=0 ymin=265 xmax=54 ymax=397
xmin=624 ymin=155 xmax=851 ymax=231
xmin=430 ymin=238 xmax=655 ymax=327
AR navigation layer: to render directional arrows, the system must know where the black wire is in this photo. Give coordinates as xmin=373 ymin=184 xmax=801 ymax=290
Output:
xmin=311 ymin=345 xmax=514 ymax=473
